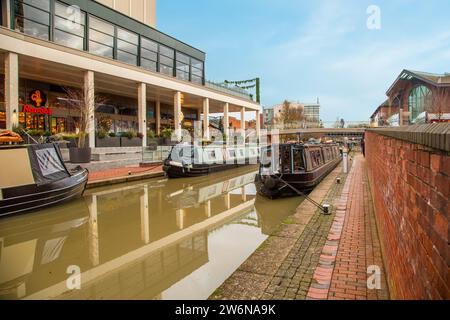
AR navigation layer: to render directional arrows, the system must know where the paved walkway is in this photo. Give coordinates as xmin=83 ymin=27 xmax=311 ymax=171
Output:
xmin=307 ymin=155 xmax=389 ymax=300
xmin=88 ymin=165 xmax=163 ymax=182
xmin=211 ymin=154 xmax=390 ymax=300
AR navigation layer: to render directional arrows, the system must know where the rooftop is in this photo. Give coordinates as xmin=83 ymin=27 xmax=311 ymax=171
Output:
xmin=387 ymin=69 xmax=450 ymax=96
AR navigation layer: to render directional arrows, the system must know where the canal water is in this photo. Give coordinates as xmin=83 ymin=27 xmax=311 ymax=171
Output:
xmin=0 ymin=166 xmax=303 ymax=300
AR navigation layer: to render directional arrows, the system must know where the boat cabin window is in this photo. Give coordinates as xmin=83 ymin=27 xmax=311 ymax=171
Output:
xmin=208 ymin=150 xmax=216 ymax=159
xmin=310 ymin=149 xmax=324 ymax=168
xmin=293 ymin=147 xmax=305 ymax=172
xmin=229 ymin=149 xmax=236 ymax=158
xmin=280 ymin=146 xmax=292 ymax=173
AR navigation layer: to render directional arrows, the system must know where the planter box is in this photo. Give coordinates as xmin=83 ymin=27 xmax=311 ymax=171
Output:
xmin=120 ymin=137 xmax=143 ymax=147
xmin=96 ymin=137 xmax=121 ymax=148
xmin=69 ymin=147 xmax=92 ymax=163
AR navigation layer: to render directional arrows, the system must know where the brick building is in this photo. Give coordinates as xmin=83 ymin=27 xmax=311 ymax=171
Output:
xmin=372 ymin=70 xmax=450 ymax=126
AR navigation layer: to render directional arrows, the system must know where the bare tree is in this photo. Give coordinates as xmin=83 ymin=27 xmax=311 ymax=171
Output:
xmin=426 ymin=87 xmax=450 ymax=121
xmin=63 ymin=86 xmax=107 ymax=148
xmin=275 ymin=100 xmax=305 ymax=129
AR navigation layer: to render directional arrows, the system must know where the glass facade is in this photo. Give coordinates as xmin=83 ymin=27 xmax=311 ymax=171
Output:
xmin=141 ymin=37 xmax=158 ymax=72
xmin=408 ymin=85 xmax=431 ymax=123
xmin=14 ymin=0 xmax=51 ymax=40
xmin=12 ymin=0 xmax=205 ymax=84
xmin=54 ymin=1 xmax=86 ymax=50
xmin=89 ymin=16 xmax=114 ymax=59
xmin=159 ymin=45 xmax=174 ymax=76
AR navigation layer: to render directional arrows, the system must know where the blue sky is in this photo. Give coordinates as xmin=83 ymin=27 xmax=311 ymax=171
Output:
xmin=157 ymin=0 xmax=450 ymax=122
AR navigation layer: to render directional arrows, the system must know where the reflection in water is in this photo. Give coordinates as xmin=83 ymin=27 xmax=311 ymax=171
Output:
xmin=0 ymin=166 xmax=303 ymax=300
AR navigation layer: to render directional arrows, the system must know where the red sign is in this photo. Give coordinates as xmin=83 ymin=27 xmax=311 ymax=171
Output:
xmin=23 ymin=104 xmax=53 ymax=115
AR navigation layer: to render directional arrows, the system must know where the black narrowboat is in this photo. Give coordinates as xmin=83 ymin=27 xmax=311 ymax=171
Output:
xmin=255 ymin=143 xmax=341 ymax=198
xmin=163 ymin=143 xmax=259 ymax=178
xmin=0 ymin=144 xmax=88 ymax=217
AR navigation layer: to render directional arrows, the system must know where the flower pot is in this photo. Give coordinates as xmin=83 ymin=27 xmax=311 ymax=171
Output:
xmin=69 ymin=147 xmax=92 ymax=163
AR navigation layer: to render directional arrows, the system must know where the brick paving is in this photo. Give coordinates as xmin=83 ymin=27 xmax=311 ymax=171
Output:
xmin=88 ymin=165 xmax=163 ymax=182
xmin=307 ymin=155 xmax=389 ymax=300
xmin=211 ymin=153 xmax=390 ymax=300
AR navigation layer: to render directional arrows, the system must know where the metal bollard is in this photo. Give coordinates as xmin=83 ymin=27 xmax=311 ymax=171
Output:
xmin=343 ymin=149 xmax=348 ymax=174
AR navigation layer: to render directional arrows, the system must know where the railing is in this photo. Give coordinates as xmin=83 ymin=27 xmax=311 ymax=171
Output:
xmin=205 ymin=81 xmax=254 ymax=101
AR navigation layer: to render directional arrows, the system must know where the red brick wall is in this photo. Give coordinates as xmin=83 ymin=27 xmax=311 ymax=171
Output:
xmin=366 ymin=131 xmax=449 ymax=300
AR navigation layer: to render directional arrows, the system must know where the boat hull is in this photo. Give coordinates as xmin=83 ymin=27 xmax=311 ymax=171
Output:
xmin=256 ymin=157 xmax=341 ymax=199
xmin=163 ymin=161 xmax=256 ymax=179
xmin=0 ymin=169 xmax=89 ymax=217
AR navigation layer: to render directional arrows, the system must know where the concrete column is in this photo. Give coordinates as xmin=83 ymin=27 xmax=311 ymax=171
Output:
xmin=203 ymin=98 xmax=210 ymax=140
xmin=138 ymin=83 xmax=147 ymax=147
xmin=4 ymin=52 xmax=19 ymax=130
xmin=88 ymin=195 xmax=99 ymax=267
xmin=223 ymin=103 xmax=229 ymax=141
xmin=174 ymin=91 xmax=182 ymax=141
xmin=84 ymin=70 xmax=95 ymax=148
xmin=156 ymin=100 xmax=161 ymax=136
xmin=140 ymin=185 xmax=150 ymax=244
xmin=240 ymin=107 xmax=246 ymax=143
xmin=256 ymin=110 xmax=261 ymax=141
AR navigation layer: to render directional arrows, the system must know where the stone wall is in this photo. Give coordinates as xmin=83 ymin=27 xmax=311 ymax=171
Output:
xmin=365 ymin=124 xmax=449 ymax=300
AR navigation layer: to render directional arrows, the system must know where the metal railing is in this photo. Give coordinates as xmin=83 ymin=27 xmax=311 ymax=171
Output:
xmin=205 ymin=81 xmax=254 ymax=101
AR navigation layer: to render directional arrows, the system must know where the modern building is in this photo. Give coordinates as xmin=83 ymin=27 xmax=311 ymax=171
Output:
xmin=303 ymin=101 xmax=320 ymax=126
xmin=0 ymin=0 xmax=261 ymax=148
xmin=264 ymin=100 xmax=321 ymax=128
xmin=374 ymin=69 xmax=450 ymax=125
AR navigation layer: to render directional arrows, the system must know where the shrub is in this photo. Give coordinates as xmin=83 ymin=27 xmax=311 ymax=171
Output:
xmin=108 ymin=132 xmax=116 ymax=138
xmin=61 ymin=133 xmax=80 ymax=140
xmin=98 ymin=116 xmax=113 ymax=133
xmin=123 ymin=130 xmax=137 ymax=139
xmin=137 ymin=132 xmax=144 ymax=139
xmin=27 ymin=129 xmax=45 ymax=136
xmin=147 ymin=130 xmax=156 ymax=139
xmin=97 ymin=130 xmax=108 ymax=139
xmin=161 ymin=128 xmax=173 ymax=139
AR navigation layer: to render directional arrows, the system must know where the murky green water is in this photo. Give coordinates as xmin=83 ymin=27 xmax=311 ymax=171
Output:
xmin=0 ymin=166 xmax=303 ymax=300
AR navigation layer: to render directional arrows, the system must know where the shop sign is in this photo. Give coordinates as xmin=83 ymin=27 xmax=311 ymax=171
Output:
xmin=29 ymin=89 xmax=47 ymax=107
xmin=23 ymin=104 xmax=53 ymax=115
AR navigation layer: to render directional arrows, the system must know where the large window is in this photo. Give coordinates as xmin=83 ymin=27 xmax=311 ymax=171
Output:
xmin=54 ymin=1 xmax=85 ymax=50
xmin=14 ymin=0 xmax=50 ymax=40
xmin=117 ymin=28 xmax=138 ymax=66
xmin=11 ymin=2 xmax=205 ymax=85
xmin=88 ymin=16 xmax=114 ymax=59
xmin=159 ymin=45 xmax=174 ymax=76
xmin=176 ymin=52 xmax=190 ymax=81
xmin=191 ymin=58 xmax=204 ymax=85
xmin=408 ymin=85 xmax=431 ymax=123
xmin=141 ymin=37 xmax=158 ymax=72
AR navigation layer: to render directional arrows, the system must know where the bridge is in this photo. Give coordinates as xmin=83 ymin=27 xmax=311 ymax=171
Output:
xmin=265 ymin=128 xmax=366 ymax=143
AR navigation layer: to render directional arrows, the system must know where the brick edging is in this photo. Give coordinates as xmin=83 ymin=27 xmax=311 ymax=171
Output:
xmin=367 ymin=123 xmax=450 ymax=152
xmin=306 ymin=160 xmax=354 ymax=300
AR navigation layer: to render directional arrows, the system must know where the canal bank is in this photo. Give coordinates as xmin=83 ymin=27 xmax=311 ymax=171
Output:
xmin=210 ymin=153 xmax=390 ymax=300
